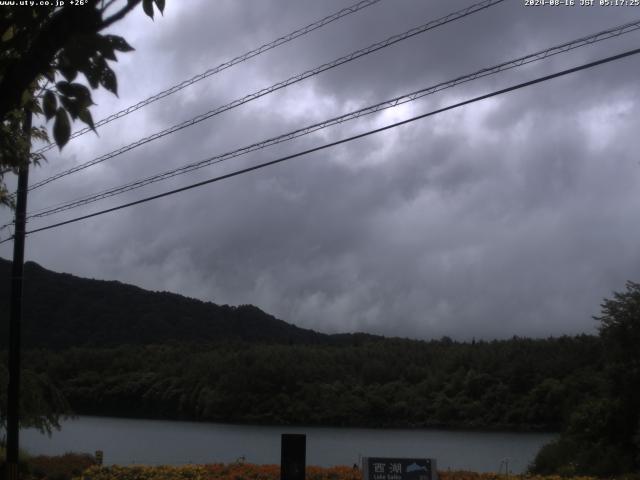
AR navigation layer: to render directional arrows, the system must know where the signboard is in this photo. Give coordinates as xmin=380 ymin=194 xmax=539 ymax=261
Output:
xmin=363 ymin=457 xmax=437 ymax=480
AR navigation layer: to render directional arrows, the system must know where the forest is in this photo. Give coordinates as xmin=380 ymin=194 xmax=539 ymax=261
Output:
xmin=1 ymin=259 xmax=639 ymax=476
xmin=18 ymin=335 xmax=604 ymax=431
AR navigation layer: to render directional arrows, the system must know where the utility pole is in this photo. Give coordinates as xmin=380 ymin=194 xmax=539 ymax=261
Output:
xmin=6 ymin=110 xmax=32 ymax=480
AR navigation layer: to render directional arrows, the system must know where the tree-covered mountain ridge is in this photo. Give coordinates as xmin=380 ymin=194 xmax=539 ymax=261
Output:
xmin=3 ymin=258 xmax=639 ymax=476
xmin=1 ymin=256 xmax=606 ymax=432
xmin=0 ymin=257 xmax=355 ymax=348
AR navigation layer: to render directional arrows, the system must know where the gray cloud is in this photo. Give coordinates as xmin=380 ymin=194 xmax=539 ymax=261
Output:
xmin=2 ymin=0 xmax=640 ymax=340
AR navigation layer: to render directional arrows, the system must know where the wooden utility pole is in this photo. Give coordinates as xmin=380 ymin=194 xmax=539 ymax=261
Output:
xmin=6 ymin=110 xmax=32 ymax=480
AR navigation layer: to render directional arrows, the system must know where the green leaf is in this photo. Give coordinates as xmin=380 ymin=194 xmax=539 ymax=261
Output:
xmin=60 ymin=96 xmax=80 ymax=119
xmin=2 ymin=26 xmax=15 ymax=42
xmin=55 ymin=81 xmax=93 ymax=114
xmin=69 ymin=83 xmax=93 ymax=107
xmin=30 ymin=126 xmax=49 ymax=144
xmin=53 ymin=108 xmax=71 ymax=149
xmin=153 ymin=0 xmax=165 ymax=14
xmin=143 ymin=0 xmax=154 ymax=19
xmin=56 ymin=81 xmax=73 ymax=96
xmin=100 ymin=66 xmax=118 ymax=96
xmin=83 ymin=63 xmax=100 ymax=89
xmin=101 ymin=45 xmax=117 ymax=61
xmin=62 ymin=40 xmax=93 ymax=69
xmin=90 ymin=34 xmax=117 ymax=61
xmin=43 ymin=91 xmax=57 ymax=120
xmin=78 ymin=108 xmax=96 ymax=132
xmin=59 ymin=66 xmax=78 ymax=82
xmin=105 ymin=35 xmax=134 ymax=52
xmin=57 ymin=54 xmax=79 ymax=82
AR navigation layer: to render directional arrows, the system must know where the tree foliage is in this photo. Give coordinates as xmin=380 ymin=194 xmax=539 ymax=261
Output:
xmin=530 ymin=282 xmax=640 ymax=476
xmin=0 ymin=0 xmax=165 ymax=207
xmin=0 ymin=0 xmax=165 ymax=445
xmin=0 ymin=360 xmax=69 ymax=442
xmin=20 ymin=336 xmax=605 ymax=432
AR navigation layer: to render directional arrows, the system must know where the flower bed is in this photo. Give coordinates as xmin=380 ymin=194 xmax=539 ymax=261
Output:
xmin=76 ymin=464 xmax=601 ymax=480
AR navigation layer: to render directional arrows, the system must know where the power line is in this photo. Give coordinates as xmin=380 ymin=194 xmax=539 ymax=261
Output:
xmin=3 ymin=46 xmax=636 ymax=243
xmin=32 ymin=0 xmax=385 ymax=155
xmin=23 ymin=18 xmax=640 ymax=220
xmin=24 ymin=0 xmax=505 ymax=193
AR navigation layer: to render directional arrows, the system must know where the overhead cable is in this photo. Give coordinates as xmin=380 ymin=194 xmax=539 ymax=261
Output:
xmin=25 ymin=0 xmax=505 ymax=193
xmin=2 ymin=46 xmax=636 ymax=243
xmin=33 ymin=0 xmax=385 ymax=155
xmin=24 ymin=18 xmax=640 ymax=220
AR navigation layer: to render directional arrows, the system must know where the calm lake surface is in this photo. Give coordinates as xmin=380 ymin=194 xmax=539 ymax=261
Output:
xmin=21 ymin=416 xmax=555 ymax=473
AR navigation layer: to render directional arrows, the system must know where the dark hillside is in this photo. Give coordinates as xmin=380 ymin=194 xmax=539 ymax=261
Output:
xmin=0 ymin=258 xmax=611 ymax=435
xmin=0 ymin=258 xmax=328 ymax=348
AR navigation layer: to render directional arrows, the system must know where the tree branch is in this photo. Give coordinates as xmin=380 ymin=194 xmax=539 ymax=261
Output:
xmin=100 ymin=0 xmax=120 ymax=15
xmin=100 ymin=0 xmax=142 ymax=29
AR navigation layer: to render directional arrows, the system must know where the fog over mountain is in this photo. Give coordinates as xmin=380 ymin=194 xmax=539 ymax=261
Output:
xmin=1 ymin=0 xmax=639 ymax=340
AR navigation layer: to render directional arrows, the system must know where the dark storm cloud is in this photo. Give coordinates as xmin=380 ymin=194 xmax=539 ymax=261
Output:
xmin=2 ymin=0 xmax=640 ymax=340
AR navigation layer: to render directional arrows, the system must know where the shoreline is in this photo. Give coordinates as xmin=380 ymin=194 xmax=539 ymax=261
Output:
xmin=54 ymin=413 xmax=560 ymax=436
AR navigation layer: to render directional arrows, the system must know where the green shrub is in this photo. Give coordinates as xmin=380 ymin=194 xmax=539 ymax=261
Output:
xmin=529 ymin=436 xmax=635 ymax=477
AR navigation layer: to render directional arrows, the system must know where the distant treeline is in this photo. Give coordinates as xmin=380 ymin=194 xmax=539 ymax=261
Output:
xmin=23 ymin=335 xmax=603 ymax=431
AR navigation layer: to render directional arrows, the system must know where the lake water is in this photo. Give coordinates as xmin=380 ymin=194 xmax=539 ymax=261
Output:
xmin=21 ymin=416 xmax=555 ymax=474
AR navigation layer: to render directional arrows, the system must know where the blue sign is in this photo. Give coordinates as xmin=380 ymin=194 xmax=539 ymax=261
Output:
xmin=363 ymin=457 xmax=437 ymax=480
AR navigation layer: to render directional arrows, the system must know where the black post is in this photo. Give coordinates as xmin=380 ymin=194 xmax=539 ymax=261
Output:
xmin=6 ymin=110 xmax=32 ymax=480
xmin=281 ymin=434 xmax=306 ymax=480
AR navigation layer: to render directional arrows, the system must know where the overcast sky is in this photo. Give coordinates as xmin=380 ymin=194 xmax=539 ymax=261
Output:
xmin=2 ymin=0 xmax=640 ymax=340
